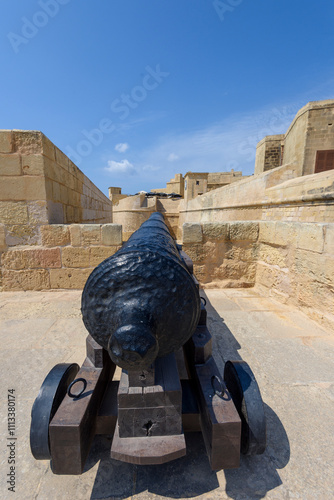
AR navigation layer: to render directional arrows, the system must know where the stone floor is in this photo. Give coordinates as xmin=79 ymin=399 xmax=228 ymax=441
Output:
xmin=0 ymin=288 xmax=333 ymax=500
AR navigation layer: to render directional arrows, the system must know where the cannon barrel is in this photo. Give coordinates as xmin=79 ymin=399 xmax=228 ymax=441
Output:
xmin=81 ymin=212 xmax=200 ymax=370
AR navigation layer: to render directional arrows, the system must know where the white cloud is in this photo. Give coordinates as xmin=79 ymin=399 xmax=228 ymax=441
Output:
xmin=136 ymin=100 xmax=303 ymax=180
xmin=100 ymin=82 xmax=334 ymax=194
xmin=167 ymin=153 xmax=179 ymax=162
xmin=115 ymin=142 xmax=129 ymax=153
xmin=105 ymin=159 xmax=137 ymax=175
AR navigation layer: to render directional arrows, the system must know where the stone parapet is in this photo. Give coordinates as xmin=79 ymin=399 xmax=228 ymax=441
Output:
xmin=256 ymin=220 xmax=334 ymax=331
xmin=0 ymin=130 xmax=112 ymax=247
xmin=181 ymin=220 xmax=334 ymax=332
xmin=0 ymin=223 xmax=122 ymax=291
xmin=180 ymin=165 xmax=334 ymax=225
xmin=182 ymin=221 xmax=259 ymax=288
xmin=255 ymin=99 xmax=334 ymax=176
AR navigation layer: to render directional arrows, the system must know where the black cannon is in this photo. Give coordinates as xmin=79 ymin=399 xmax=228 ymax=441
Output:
xmin=81 ymin=212 xmax=200 ymax=370
xmin=30 ymin=212 xmax=266 ymax=473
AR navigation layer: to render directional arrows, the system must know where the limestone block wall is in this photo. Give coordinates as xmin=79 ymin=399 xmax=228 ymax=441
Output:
xmin=184 ymin=173 xmax=208 ymax=203
xmin=276 ymin=109 xmax=308 ymax=176
xmin=182 ymin=221 xmax=259 ymax=288
xmin=256 ymin=221 xmax=334 ymax=331
xmin=304 ymin=103 xmax=334 ymax=175
xmin=255 ymin=100 xmax=334 ymax=176
xmin=166 ymin=173 xmax=184 ymax=196
xmin=156 ymin=198 xmax=181 ymax=240
xmin=151 ymin=173 xmax=184 ymax=197
xmin=261 ymin=170 xmax=334 ymax=222
xmin=113 ymin=194 xmax=181 ymax=240
xmin=254 ymin=135 xmax=284 ymax=175
xmin=0 ymin=130 xmax=112 ymax=247
xmin=0 ymin=223 xmax=121 ymax=291
xmin=181 ymin=220 xmax=334 ymax=331
xmin=180 ymin=165 xmax=334 ymax=225
xmin=112 ymin=194 xmax=158 ymax=240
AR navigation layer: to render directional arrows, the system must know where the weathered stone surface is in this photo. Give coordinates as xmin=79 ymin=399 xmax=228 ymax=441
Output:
xmin=0 ymin=175 xmax=46 ymax=201
xmin=192 ymin=263 xmax=206 ymax=283
xmin=202 ymin=222 xmax=228 ymax=240
xmin=2 ymin=249 xmax=26 ymax=270
xmin=324 ymin=225 xmax=334 ymax=254
xmin=217 ymin=260 xmax=250 ymax=280
xmin=258 ymin=243 xmax=288 ymax=268
xmin=182 ymin=243 xmax=208 ymax=264
xmin=2 ymin=269 xmax=50 ymax=290
xmin=89 ymin=246 xmax=120 ymax=267
xmin=225 ymin=242 xmax=257 ymax=262
xmin=41 ymin=225 xmax=70 ymax=247
xmin=47 ymin=201 xmax=64 ymax=224
xmin=294 ymin=249 xmax=333 ymax=286
xmin=61 ymin=247 xmax=90 ymax=268
xmin=0 ymin=224 xmax=6 ymax=251
xmin=65 ymin=205 xmax=74 ymax=222
xmin=21 ymin=154 xmax=45 ymax=175
xmin=13 ymin=130 xmax=42 ymax=154
xmin=81 ymin=224 xmax=101 ymax=245
xmin=229 ymin=222 xmax=259 ymax=241
xmin=44 ymin=157 xmax=62 ymax=184
xmin=49 ymin=268 xmax=92 ymax=289
xmin=5 ymin=224 xmax=39 ymax=246
xmin=297 ymin=223 xmax=325 ymax=253
xmin=55 ymin=147 xmax=69 ymax=170
xmin=274 ymin=221 xmax=298 ymax=247
xmin=25 ymin=248 xmax=62 ymax=269
xmin=101 ymin=224 xmax=122 ymax=246
xmin=0 ymin=130 xmax=13 ymax=153
xmin=69 ymin=224 xmax=81 ymax=246
xmin=41 ymin=133 xmax=56 ymax=161
xmin=0 ymin=201 xmax=28 ymax=224
xmin=28 ymin=201 xmax=49 ymax=225
xmin=2 ymin=248 xmax=61 ymax=270
xmin=0 ymin=154 xmax=21 ymax=175
xmin=256 ymin=262 xmax=281 ymax=289
xmin=295 ymin=279 xmax=334 ymax=315
xmin=182 ymin=222 xmax=202 ymax=243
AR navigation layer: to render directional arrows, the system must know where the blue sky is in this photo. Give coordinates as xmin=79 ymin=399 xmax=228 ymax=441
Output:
xmin=1 ymin=1 xmax=334 ymax=196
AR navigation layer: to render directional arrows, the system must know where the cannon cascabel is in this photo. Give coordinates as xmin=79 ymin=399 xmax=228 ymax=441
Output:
xmin=81 ymin=212 xmax=201 ymax=370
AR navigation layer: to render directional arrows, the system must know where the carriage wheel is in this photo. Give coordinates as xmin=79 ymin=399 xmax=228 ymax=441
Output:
xmin=30 ymin=363 xmax=79 ymax=460
xmin=224 ymin=360 xmax=266 ymax=456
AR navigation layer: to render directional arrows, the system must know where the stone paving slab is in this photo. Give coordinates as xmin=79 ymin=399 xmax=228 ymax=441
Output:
xmin=0 ymin=289 xmax=333 ymax=499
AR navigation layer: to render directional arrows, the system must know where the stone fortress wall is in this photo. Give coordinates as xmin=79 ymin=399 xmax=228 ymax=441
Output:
xmin=182 ymin=219 xmax=334 ymax=332
xmin=255 ymin=99 xmax=334 ymax=176
xmin=1 ymin=223 xmax=121 ymax=291
xmin=178 ymin=99 xmax=334 ymax=330
xmin=111 ymin=170 xmax=248 ymax=239
xmin=112 ymin=193 xmax=181 ymax=240
xmin=0 ymin=130 xmax=111 ymax=248
xmin=0 ymin=99 xmax=333 ymax=330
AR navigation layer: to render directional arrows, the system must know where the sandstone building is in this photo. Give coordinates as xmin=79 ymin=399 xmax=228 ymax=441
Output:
xmin=255 ymin=99 xmax=334 ymax=176
xmin=149 ymin=170 xmax=247 ymax=200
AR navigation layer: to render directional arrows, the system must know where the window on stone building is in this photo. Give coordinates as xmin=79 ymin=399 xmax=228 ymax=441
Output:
xmin=315 ymin=150 xmax=334 ymax=173
xmin=196 ymin=180 xmax=200 ymax=185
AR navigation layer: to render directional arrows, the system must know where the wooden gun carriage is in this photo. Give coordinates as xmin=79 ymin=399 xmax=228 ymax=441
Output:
xmin=30 ymin=213 xmax=266 ymax=473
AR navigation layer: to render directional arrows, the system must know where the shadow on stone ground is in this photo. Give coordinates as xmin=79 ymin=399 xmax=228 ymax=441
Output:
xmin=86 ymin=406 xmax=289 ymax=500
xmin=78 ymin=295 xmax=290 ymax=500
